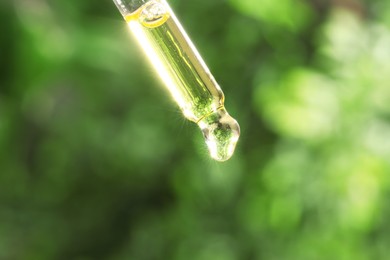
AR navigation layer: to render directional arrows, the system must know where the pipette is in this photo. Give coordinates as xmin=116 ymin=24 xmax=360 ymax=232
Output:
xmin=113 ymin=0 xmax=240 ymax=161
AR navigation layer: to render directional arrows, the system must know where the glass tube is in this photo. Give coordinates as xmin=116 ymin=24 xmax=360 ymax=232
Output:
xmin=113 ymin=0 xmax=240 ymax=161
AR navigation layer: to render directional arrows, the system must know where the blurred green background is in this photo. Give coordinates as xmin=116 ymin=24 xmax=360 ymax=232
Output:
xmin=1 ymin=0 xmax=390 ymax=259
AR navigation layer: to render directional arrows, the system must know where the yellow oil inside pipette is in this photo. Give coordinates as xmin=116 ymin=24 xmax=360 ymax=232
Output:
xmin=120 ymin=0 xmax=240 ymax=161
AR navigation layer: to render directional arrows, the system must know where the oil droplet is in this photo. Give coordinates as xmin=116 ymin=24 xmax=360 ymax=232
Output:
xmin=139 ymin=1 xmax=169 ymax=28
xmin=198 ymin=108 xmax=240 ymax=162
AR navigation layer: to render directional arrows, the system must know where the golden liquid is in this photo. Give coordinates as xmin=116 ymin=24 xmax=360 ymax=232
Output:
xmin=124 ymin=0 xmax=239 ymax=161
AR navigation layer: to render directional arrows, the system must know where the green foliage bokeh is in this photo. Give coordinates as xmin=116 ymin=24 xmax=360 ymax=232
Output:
xmin=1 ymin=0 xmax=390 ymax=259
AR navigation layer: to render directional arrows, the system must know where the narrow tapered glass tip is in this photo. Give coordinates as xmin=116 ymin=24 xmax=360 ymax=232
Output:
xmin=198 ymin=108 xmax=240 ymax=162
